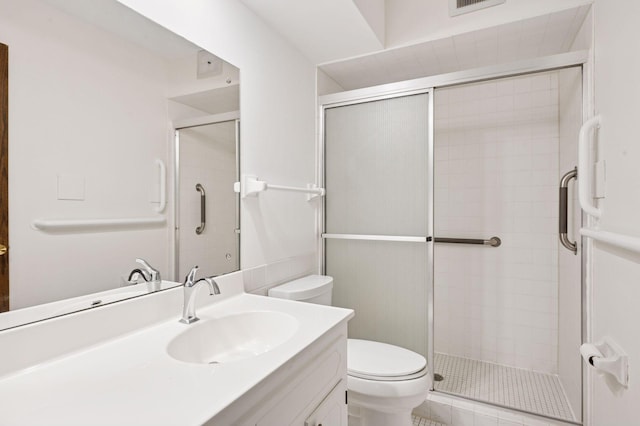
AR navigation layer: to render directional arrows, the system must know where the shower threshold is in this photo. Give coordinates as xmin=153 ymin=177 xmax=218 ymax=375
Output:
xmin=433 ymin=353 xmax=576 ymax=422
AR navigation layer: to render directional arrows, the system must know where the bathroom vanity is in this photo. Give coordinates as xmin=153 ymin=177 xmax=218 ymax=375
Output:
xmin=0 ymin=272 xmax=353 ymax=425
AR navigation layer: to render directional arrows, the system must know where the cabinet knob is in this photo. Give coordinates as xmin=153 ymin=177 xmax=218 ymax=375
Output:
xmin=0 ymin=244 xmax=7 ymax=256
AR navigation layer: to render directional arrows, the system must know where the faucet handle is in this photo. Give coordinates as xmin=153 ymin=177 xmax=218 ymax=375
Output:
xmin=184 ymin=265 xmax=199 ymax=287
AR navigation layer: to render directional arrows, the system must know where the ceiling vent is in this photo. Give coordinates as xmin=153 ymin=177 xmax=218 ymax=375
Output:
xmin=449 ymin=0 xmax=506 ymax=17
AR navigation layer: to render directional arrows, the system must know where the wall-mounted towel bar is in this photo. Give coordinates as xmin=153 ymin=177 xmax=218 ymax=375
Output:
xmin=434 ymin=236 xmax=501 ymax=247
xmin=32 ymin=217 xmax=166 ymax=232
xmin=237 ymin=174 xmax=325 ymax=201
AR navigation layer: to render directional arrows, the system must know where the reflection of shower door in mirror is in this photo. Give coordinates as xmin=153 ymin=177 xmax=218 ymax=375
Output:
xmin=176 ymin=119 xmax=239 ymax=280
xmin=323 ymin=92 xmax=432 ymax=360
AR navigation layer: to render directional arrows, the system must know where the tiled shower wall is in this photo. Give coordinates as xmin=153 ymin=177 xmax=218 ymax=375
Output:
xmin=434 ymin=72 xmax=560 ymax=373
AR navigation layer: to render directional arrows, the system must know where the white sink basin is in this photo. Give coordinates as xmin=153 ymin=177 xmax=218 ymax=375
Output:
xmin=167 ymin=311 xmax=299 ymax=364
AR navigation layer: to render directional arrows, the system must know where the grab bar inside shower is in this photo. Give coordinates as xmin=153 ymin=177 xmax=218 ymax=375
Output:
xmin=434 ymin=236 xmax=501 ymax=247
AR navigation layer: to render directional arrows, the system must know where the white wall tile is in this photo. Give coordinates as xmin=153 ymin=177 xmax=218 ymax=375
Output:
xmin=434 ymin=72 xmax=561 ymax=372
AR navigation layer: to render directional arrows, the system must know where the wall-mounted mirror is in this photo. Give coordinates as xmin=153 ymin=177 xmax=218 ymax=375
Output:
xmin=0 ymin=0 xmax=240 ymax=330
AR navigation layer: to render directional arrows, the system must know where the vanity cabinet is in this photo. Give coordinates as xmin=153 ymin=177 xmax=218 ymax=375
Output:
xmin=0 ymin=286 xmax=353 ymax=426
xmin=304 ymin=380 xmax=347 ymax=426
xmin=210 ymin=323 xmax=348 ymax=426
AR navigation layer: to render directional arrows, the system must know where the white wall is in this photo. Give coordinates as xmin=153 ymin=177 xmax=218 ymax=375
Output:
xmin=385 ymin=0 xmax=593 ymax=48
xmin=2 ymin=0 xmax=170 ymax=308
xmin=119 ymin=0 xmax=319 ymax=273
xmin=434 ymin=72 xmax=562 ymax=373
xmin=588 ymin=1 xmax=640 ymax=425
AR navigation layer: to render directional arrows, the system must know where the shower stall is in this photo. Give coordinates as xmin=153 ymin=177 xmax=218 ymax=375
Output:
xmin=321 ymin=58 xmax=584 ymax=423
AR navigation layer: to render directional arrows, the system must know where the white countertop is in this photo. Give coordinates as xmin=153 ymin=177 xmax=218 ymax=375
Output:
xmin=0 ymin=291 xmax=353 ymax=425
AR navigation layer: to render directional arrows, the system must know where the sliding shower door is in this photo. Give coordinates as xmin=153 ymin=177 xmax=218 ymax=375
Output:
xmin=432 ymin=69 xmax=583 ymax=423
xmin=323 ymin=92 xmax=432 ymax=359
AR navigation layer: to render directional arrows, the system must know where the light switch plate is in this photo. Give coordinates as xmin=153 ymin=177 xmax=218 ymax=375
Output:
xmin=57 ymin=175 xmax=85 ymax=200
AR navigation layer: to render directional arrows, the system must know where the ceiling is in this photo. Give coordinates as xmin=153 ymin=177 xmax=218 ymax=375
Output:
xmin=319 ymin=5 xmax=590 ymax=92
xmin=239 ymin=0 xmax=384 ymax=64
xmin=42 ymin=0 xmax=202 ymax=60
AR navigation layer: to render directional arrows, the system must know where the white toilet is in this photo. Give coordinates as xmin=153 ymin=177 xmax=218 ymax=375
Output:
xmin=269 ymin=275 xmax=428 ymax=426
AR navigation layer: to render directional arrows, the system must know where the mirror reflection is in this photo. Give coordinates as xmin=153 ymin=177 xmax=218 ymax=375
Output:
xmin=0 ymin=0 xmax=240 ymax=330
xmin=176 ymin=119 xmax=240 ymax=279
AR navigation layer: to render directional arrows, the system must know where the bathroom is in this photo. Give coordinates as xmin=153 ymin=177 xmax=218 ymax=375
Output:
xmin=0 ymin=0 xmax=638 ymax=425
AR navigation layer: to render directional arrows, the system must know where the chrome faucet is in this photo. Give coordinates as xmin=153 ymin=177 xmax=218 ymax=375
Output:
xmin=127 ymin=258 xmax=162 ymax=292
xmin=180 ymin=266 xmax=221 ymax=324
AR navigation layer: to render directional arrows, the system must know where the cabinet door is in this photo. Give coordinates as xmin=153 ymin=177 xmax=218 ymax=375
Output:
xmin=304 ymin=379 xmax=347 ymax=426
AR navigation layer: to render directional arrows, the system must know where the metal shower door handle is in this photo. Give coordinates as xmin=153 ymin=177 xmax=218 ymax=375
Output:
xmin=195 ymin=183 xmax=206 ymax=235
xmin=559 ymin=168 xmax=578 ymax=254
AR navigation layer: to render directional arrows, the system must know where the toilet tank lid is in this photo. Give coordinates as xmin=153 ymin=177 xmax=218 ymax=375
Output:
xmin=268 ymin=275 xmax=333 ymax=300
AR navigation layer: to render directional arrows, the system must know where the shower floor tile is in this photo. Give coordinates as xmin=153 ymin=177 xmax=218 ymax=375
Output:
xmin=433 ymin=353 xmax=575 ymax=422
xmin=412 ymin=415 xmax=444 ymax=426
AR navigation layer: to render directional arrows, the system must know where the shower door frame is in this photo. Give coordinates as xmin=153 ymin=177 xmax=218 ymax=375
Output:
xmin=318 ymin=49 xmax=591 ymax=423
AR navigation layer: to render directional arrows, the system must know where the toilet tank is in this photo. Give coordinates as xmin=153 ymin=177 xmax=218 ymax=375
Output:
xmin=268 ymin=275 xmax=333 ymax=306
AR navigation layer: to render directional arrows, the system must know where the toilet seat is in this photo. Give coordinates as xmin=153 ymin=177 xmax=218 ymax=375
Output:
xmin=347 ymin=339 xmax=428 ymax=381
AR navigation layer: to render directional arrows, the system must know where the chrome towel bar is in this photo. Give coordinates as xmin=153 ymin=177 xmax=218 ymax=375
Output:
xmin=321 ymin=234 xmax=501 ymax=247
xmin=434 ymin=236 xmax=501 ymax=247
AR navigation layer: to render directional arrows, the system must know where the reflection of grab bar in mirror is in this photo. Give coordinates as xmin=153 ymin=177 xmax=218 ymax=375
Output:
xmin=195 ymin=183 xmax=206 ymax=235
xmin=32 ymin=217 xmax=166 ymax=232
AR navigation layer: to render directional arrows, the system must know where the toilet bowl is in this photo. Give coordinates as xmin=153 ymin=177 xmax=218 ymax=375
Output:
xmin=269 ymin=275 xmax=428 ymax=426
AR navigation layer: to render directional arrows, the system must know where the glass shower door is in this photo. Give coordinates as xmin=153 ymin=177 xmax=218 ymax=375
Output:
xmin=323 ymin=92 xmax=432 ymax=359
